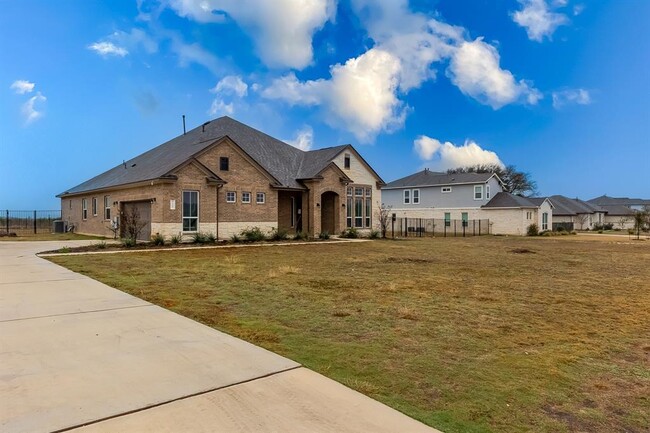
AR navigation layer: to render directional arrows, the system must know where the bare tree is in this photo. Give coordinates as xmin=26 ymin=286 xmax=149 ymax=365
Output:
xmin=377 ymin=202 xmax=393 ymax=239
xmin=121 ymin=206 xmax=147 ymax=241
xmin=574 ymin=213 xmax=589 ymax=230
xmin=617 ymin=216 xmax=629 ymax=230
xmin=633 ymin=209 xmax=649 ymax=240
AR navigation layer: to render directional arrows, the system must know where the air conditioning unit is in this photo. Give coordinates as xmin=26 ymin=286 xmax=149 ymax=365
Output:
xmin=53 ymin=220 xmax=67 ymax=233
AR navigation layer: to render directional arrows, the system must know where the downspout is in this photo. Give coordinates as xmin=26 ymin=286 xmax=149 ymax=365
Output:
xmin=216 ymin=185 xmax=222 ymax=240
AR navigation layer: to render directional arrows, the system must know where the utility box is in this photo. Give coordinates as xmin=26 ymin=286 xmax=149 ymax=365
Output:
xmin=53 ymin=220 xmax=67 ymax=233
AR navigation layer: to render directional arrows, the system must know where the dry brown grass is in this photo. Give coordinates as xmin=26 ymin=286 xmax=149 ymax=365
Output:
xmin=50 ymin=236 xmax=650 ymax=433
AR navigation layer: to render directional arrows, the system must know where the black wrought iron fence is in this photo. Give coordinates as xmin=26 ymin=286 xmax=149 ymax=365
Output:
xmin=1 ymin=210 xmax=62 ymax=235
xmin=388 ymin=217 xmax=490 ymax=238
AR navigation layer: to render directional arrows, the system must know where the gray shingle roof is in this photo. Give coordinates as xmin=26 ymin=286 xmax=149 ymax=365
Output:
xmin=59 ymin=117 xmax=368 ymax=196
xmin=597 ymin=205 xmax=636 ymax=216
xmin=547 ymin=195 xmax=603 ymax=216
xmin=588 ymin=195 xmax=650 ymax=206
xmin=384 ymin=169 xmax=493 ymax=189
xmin=482 ymin=192 xmax=540 ymax=208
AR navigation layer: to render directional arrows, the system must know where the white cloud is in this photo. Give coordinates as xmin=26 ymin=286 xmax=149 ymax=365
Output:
xmin=447 ymin=38 xmax=542 ymax=109
xmin=210 ymin=75 xmax=248 ymax=97
xmin=552 ymin=88 xmax=591 ymax=108
xmin=263 ymin=48 xmax=406 ymax=142
xmin=208 ymin=99 xmax=234 ymax=116
xmin=511 ymin=0 xmax=569 ymax=42
xmin=21 ymin=92 xmax=46 ymax=124
xmin=110 ymin=28 xmax=158 ymax=54
xmin=165 ymin=0 xmax=336 ymax=69
xmin=10 ymin=80 xmax=35 ymax=94
xmin=414 ymin=136 xmax=503 ymax=171
xmin=88 ymin=41 xmax=129 ymax=57
xmin=170 ymin=37 xmax=221 ymax=74
xmin=286 ymin=125 xmax=314 ymax=151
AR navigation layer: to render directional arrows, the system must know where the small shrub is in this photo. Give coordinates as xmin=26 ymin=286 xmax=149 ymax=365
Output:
xmin=191 ymin=232 xmax=209 ymax=244
xmin=527 ymin=223 xmax=539 ymax=236
xmin=293 ymin=231 xmax=308 ymax=241
xmin=341 ymin=227 xmax=359 ymax=239
xmin=318 ymin=231 xmax=330 ymax=240
xmin=269 ymin=228 xmax=289 ymax=241
xmin=540 ymin=231 xmax=552 ymax=237
xmin=121 ymin=237 xmax=136 ymax=248
xmin=241 ymin=226 xmax=266 ymax=242
xmin=570 ymin=231 xmax=577 ymax=235
xmin=95 ymin=241 xmax=107 ymax=249
xmin=170 ymin=234 xmax=181 ymax=245
xmin=556 ymin=226 xmax=566 ymax=232
xmin=58 ymin=246 xmax=71 ymax=253
xmin=230 ymin=233 xmax=241 ymax=243
xmin=206 ymin=232 xmax=217 ymax=243
xmin=598 ymin=229 xmax=604 ymax=234
xmin=628 ymin=229 xmax=635 ymax=235
xmin=151 ymin=233 xmax=165 ymax=246
xmin=369 ymin=229 xmax=381 ymax=239
xmin=604 ymin=223 xmax=614 ymax=230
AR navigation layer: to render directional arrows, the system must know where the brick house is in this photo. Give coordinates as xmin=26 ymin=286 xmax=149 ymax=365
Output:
xmin=58 ymin=117 xmax=384 ymax=240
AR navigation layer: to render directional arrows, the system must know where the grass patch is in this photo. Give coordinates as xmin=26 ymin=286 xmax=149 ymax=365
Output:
xmin=48 ymin=236 xmax=650 ymax=433
xmin=0 ymin=233 xmax=105 ymax=242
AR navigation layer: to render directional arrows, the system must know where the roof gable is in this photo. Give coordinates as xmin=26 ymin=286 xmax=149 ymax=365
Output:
xmin=385 ymin=169 xmax=495 ymax=189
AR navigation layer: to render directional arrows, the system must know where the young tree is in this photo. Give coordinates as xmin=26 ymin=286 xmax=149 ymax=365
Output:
xmin=574 ymin=214 xmax=589 ymax=231
xmin=618 ymin=216 xmax=629 ymax=230
xmin=447 ymin=164 xmax=538 ymax=196
xmin=377 ymin=202 xmax=393 ymax=238
xmin=633 ymin=209 xmax=648 ymax=240
xmin=121 ymin=206 xmax=147 ymax=242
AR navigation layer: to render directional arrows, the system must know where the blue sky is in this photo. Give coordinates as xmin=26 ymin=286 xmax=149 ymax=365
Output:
xmin=1 ymin=0 xmax=648 ymax=209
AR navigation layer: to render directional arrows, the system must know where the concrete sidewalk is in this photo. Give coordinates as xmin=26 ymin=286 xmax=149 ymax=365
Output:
xmin=0 ymin=241 xmax=438 ymax=433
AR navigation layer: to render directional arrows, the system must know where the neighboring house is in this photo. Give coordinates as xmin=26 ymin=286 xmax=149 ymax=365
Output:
xmin=588 ymin=195 xmax=649 ymax=229
xmin=382 ymin=169 xmax=552 ymax=235
xmin=58 ymin=116 xmax=384 ymax=240
xmin=547 ymin=195 xmax=607 ymax=230
xmin=482 ymin=193 xmax=554 ymax=235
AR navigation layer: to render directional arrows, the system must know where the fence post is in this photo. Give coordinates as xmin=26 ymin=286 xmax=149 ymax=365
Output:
xmin=473 ymin=220 xmax=476 ymax=236
xmin=454 ymin=220 xmax=457 ymax=237
xmin=33 ymin=210 xmax=37 ymax=234
xmin=479 ymin=220 xmax=481 ymax=236
xmin=391 ymin=218 xmax=394 ymax=239
xmin=5 ymin=210 xmax=8 ymax=234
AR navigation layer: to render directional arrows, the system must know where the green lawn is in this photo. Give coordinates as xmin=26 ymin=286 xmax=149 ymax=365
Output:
xmin=49 ymin=236 xmax=650 ymax=433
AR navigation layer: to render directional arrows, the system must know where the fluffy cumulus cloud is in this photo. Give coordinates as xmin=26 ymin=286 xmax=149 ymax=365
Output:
xmin=88 ymin=41 xmax=129 ymax=57
xmin=263 ymin=0 xmax=539 ymax=141
xmin=447 ymin=38 xmax=542 ymax=109
xmin=511 ymin=0 xmax=569 ymax=42
xmin=210 ymin=75 xmax=248 ymax=97
xmin=10 ymin=80 xmax=35 ymax=94
xmin=263 ymin=48 xmax=406 ymax=142
xmin=552 ymin=88 xmax=591 ymax=108
xmin=414 ymin=136 xmax=503 ymax=171
xmin=285 ymin=125 xmax=314 ymax=151
xmin=165 ymin=0 xmax=336 ymax=69
xmin=208 ymin=75 xmax=249 ymax=116
xmin=21 ymin=92 xmax=47 ymax=124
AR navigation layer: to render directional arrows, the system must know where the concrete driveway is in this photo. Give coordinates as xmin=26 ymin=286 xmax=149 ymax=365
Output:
xmin=0 ymin=241 xmax=439 ymax=433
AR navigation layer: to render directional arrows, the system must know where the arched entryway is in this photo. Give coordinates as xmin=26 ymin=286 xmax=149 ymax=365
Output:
xmin=320 ymin=191 xmax=339 ymax=235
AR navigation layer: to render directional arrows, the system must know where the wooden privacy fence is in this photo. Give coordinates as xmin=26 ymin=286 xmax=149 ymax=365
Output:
xmin=1 ymin=210 xmax=62 ymax=235
xmin=389 ymin=217 xmax=490 ymax=238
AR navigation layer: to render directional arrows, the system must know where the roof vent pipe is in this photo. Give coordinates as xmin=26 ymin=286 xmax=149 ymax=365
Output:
xmin=182 ymin=115 xmax=186 ymax=135
xmin=201 ymin=121 xmax=210 ymax=133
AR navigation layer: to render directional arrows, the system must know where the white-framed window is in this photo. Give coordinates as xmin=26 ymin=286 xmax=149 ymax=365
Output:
xmin=256 ymin=192 xmax=265 ymax=204
xmin=104 ymin=196 xmax=111 ymax=220
xmin=347 ymin=185 xmax=372 ymax=228
xmin=242 ymin=192 xmax=251 ymax=203
xmin=226 ymin=191 xmax=236 ymax=203
xmin=444 ymin=212 xmax=451 ymax=227
xmin=526 ymin=211 xmax=532 ymax=220
xmin=486 ymin=185 xmax=491 ymax=199
xmin=542 ymin=212 xmax=549 ymax=230
xmin=344 ymin=153 xmax=351 ymax=169
xmin=182 ymin=191 xmax=199 ymax=232
xmin=474 ymin=185 xmax=483 ymax=200
xmin=82 ymin=198 xmax=87 ymax=220
xmin=92 ymin=197 xmax=98 ymax=216
xmin=441 ymin=186 xmax=452 ymax=193
xmin=412 ymin=189 xmax=420 ymax=204
xmin=403 ymin=189 xmax=410 ymax=204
